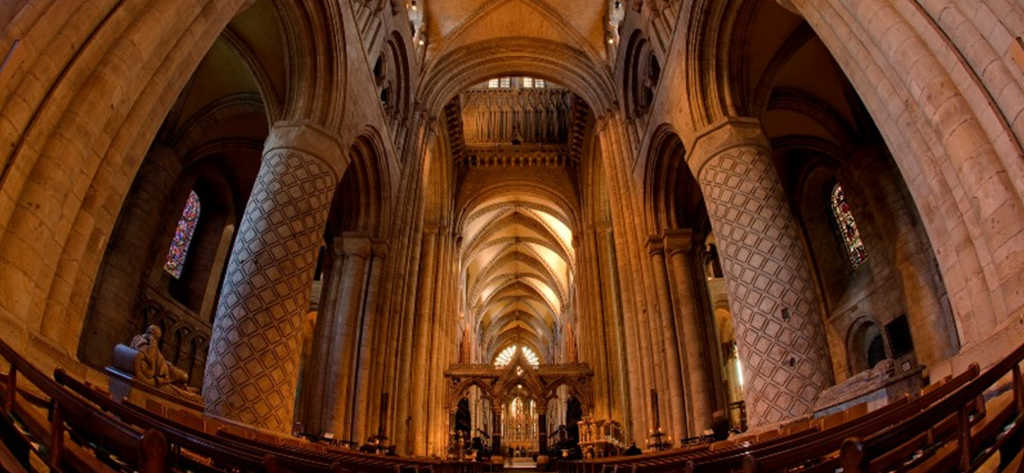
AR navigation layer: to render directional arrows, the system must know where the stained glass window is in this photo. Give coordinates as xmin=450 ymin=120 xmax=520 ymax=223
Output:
xmin=164 ymin=190 xmax=201 ymax=279
xmin=830 ymin=183 xmax=867 ymax=269
xmin=493 ymin=345 xmax=539 ymax=367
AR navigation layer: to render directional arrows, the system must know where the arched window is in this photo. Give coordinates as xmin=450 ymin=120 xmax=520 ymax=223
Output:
xmin=164 ymin=190 xmax=201 ymax=279
xmin=493 ymin=345 xmax=539 ymax=367
xmin=830 ymin=183 xmax=867 ymax=269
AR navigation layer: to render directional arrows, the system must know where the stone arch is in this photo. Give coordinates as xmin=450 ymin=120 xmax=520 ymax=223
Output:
xmin=486 ymin=330 xmax=546 ymax=367
xmin=456 ymin=181 xmax=580 ymax=233
xmin=0 ymin=0 xmax=351 ymax=360
xmin=326 ymin=130 xmax=390 ymax=237
xmin=783 ymin=0 xmax=1024 ymax=351
xmin=164 ymin=162 xmax=242 ymax=316
xmin=171 ymin=93 xmax=268 ymax=156
xmin=492 ymin=357 xmax=546 ymax=403
xmin=792 ymin=154 xmax=858 ymax=309
xmin=0 ymin=1 xmax=257 ymax=353
xmin=643 ymin=125 xmax=705 ymax=232
xmin=376 ymin=32 xmax=412 ymax=127
xmin=845 ymin=316 xmax=887 ymax=375
xmin=219 ymin=20 xmax=286 ymax=121
xmin=419 ymin=37 xmax=615 ymax=117
xmin=273 ymin=0 xmax=348 ymax=128
xmin=483 ymin=311 xmax=550 ymax=355
xmin=447 ymin=377 xmax=495 ymax=410
xmin=543 ymin=376 xmax=594 ymax=414
xmin=621 ymin=30 xmax=652 ymax=119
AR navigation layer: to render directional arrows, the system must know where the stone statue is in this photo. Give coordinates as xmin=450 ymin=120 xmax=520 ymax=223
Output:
xmin=130 ymin=325 xmax=189 ymax=387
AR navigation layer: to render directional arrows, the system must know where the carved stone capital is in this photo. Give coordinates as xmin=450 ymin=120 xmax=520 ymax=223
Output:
xmin=371 ymin=240 xmax=390 ymax=259
xmin=646 ymin=236 xmax=665 ymax=257
xmin=663 ymin=229 xmax=694 ymax=255
xmin=687 ymin=116 xmax=769 ymax=177
xmin=264 ymin=120 xmax=347 ymax=178
xmin=341 ymin=232 xmax=373 ymax=259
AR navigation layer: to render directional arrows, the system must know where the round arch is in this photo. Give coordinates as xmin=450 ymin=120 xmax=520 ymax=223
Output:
xmin=419 ymin=37 xmax=615 ymax=117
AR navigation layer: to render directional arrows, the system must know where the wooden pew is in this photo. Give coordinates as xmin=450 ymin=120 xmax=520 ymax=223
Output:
xmin=0 ymin=434 xmax=28 ymax=473
xmin=714 ymin=367 xmax=977 ymax=473
xmin=215 ymin=427 xmax=444 ymax=473
xmin=0 ymin=337 xmax=168 ymax=473
xmin=619 ymin=365 xmax=976 ymax=473
xmin=52 ymin=369 xmax=304 ymax=473
xmin=840 ymin=340 xmax=1024 ymax=473
xmin=55 ymin=369 xmax=479 ymax=473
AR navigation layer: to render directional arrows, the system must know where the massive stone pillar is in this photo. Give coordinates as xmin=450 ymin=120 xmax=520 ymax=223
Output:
xmin=689 ymin=118 xmax=832 ymax=426
xmin=299 ymin=233 xmax=373 ymax=438
xmin=647 ymin=237 xmax=687 ymax=441
xmin=330 ymin=234 xmax=373 ymax=439
xmin=301 ymin=237 xmax=346 ymax=435
xmin=663 ymin=229 xmax=715 ymax=434
xmin=410 ymin=226 xmax=439 ymax=455
xmin=351 ymin=241 xmax=388 ymax=444
xmin=203 ymin=122 xmax=344 ymax=433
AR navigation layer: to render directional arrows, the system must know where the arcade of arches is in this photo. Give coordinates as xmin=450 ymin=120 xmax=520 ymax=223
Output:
xmin=2 ymin=0 xmax=1024 ymax=459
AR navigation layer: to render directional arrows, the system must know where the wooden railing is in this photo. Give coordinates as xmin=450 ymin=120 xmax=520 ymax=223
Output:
xmin=558 ymin=340 xmax=1024 ymax=473
xmin=0 ymin=337 xmax=167 ymax=473
xmin=839 ymin=340 xmax=1024 ymax=473
xmin=0 ymin=336 xmax=484 ymax=473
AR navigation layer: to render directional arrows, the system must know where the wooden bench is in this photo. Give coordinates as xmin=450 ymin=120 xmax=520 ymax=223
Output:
xmin=0 ymin=337 xmax=168 ymax=473
xmin=840 ymin=340 xmax=1024 ymax=473
xmin=55 ymin=369 xmax=479 ymax=473
xmin=572 ymin=363 xmax=977 ymax=473
xmin=52 ymin=368 xmax=298 ymax=473
xmin=699 ymin=367 xmax=977 ymax=473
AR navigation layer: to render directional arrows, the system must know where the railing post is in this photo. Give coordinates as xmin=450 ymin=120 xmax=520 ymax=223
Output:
xmin=49 ymin=400 xmax=63 ymax=468
xmin=139 ymin=429 xmax=168 ymax=473
xmin=958 ymin=405 xmax=971 ymax=471
xmin=839 ymin=438 xmax=866 ymax=473
xmin=263 ymin=453 xmax=278 ymax=473
xmin=742 ymin=453 xmax=757 ymax=473
xmin=1014 ymin=365 xmax=1023 ymax=416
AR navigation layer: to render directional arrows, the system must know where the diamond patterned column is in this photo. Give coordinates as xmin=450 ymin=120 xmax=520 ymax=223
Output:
xmin=203 ymin=122 xmax=344 ymax=432
xmin=691 ymin=118 xmax=833 ymax=427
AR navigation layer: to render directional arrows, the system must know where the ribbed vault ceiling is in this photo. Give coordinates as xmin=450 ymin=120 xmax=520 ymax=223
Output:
xmin=463 ymin=194 xmax=574 ymax=363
